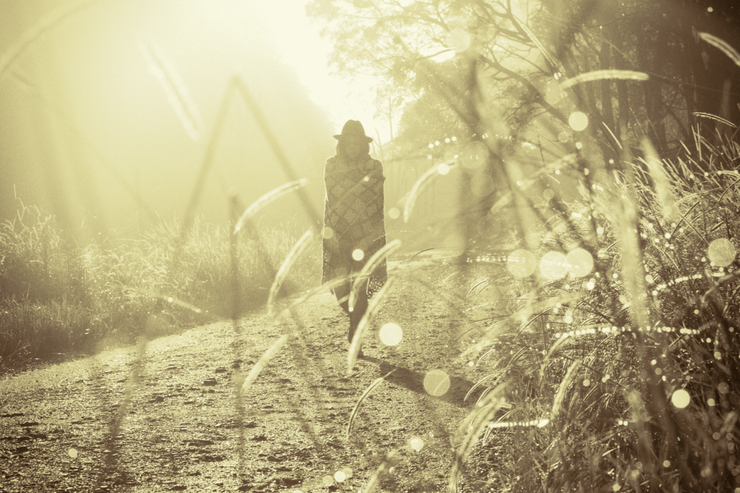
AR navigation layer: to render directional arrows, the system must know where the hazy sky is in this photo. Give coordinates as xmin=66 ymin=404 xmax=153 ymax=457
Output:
xmin=0 ymin=0 xmax=385 ymax=237
xmin=261 ymin=0 xmax=387 ymax=140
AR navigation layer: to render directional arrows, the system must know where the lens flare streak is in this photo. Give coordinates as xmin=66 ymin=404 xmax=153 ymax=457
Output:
xmin=488 ymin=419 xmax=550 ymax=429
xmin=554 ymin=325 xmax=701 ymax=341
xmin=139 ymin=41 xmax=204 ymax=140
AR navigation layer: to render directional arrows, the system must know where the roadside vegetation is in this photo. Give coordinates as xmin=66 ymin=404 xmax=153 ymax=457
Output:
xmin=0 ymin=200 xmax=319 ymax=366
xmin=305 ymin=0 xmax=740 ymax=489
xmin=446 ymin=131 xmax=740 ymax=492
xmin=2 ymin=0 xmax=740 ymax=491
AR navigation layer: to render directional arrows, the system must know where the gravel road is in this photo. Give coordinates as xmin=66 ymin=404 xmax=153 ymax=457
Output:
xmin=0 ymin=257 xmax=500 ymax=492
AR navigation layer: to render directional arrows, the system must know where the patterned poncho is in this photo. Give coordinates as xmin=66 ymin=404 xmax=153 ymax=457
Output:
xmin=322 ymin=154 xmax=387 ymax=296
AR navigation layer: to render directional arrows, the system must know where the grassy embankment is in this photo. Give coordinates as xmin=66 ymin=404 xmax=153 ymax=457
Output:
xmin=0 ymin=201 xmax=319 ymax=368
xmin=450 ymin=130 xmax=740 ymax=492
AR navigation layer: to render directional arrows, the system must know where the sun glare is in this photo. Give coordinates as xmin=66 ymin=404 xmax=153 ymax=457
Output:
xmin=260 ymin=0 xmax=391 ymax=141
xmin=0 ymin=0 xmax=388 ymax=235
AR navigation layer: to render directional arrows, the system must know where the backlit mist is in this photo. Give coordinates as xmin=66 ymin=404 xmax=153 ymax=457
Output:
xmin=0 ymin=0 xmax=335 ymax=241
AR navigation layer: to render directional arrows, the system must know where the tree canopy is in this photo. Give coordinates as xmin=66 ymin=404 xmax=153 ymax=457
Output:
xmin=308 ymin=0 xmax=740 ymax=250
xmin=308 ymin=0 xmax=740 ymax=154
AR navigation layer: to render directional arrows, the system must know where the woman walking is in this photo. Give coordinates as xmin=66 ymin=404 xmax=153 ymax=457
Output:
xmin=322 ymin=120 xmax=387 ymax=353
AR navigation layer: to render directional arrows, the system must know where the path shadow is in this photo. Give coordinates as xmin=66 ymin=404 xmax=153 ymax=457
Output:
xmin=360 ymin=356 xmax=482 ymax=408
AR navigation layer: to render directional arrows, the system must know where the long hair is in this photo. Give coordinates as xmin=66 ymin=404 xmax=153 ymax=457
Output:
xmin=336 ymin=139 xmax=370 ymax=161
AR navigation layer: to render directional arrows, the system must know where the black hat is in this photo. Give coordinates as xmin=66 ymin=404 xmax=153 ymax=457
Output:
xmin=333 ymin=120 xmax=373 ymax=143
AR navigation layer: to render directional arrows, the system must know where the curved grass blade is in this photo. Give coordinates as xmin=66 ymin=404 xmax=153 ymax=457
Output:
xmin=450 ymin=383 xmax=508 ymax=492
xmin=602 ymin=122 xmax=623 ymax=150
xmin=461 ymin=292 xmax=581 ymax=360
xmin=550 ymin=359 xmax=581 ymax=423
xmin=267 ymin=229 xmax=313 ymax=316
xmin=348 ymin=278 xmax=395 ymax=373
xmin=348 ymin=239 xmax=401 ymax=312
xmin=512 ymin=16 xmax=559 ymax=73
xmin=139 ymin=41 xmax=204 ymax=140
xmin=346 ymin=368 xmax=396 ymax=439
xmin=463 ymin=369 xmax=504 ymax=402
xmin=542 ymin=332 xmax=573 ymax=367
xmin=409 ymin=247 xmax=436 ymax=262
xmin=241 ymin=334 xmax=290 ymax=397
xmin=699 ymin=32 xmax=740 ymax=67
xmin=232 ymin=77 xmax=321 ymax=223
xmin=466 ymin=278 xmax=491 ymax=297
xmin=466 ymin=347 xmax=527 ymax=403
xmin=233 ymin=179 xmax=308 ymax=235
xmin=640 ymin=138 xmax=680 ymax=222
xmin=283 ymin=277 xmax=354 ymax=318
xmin=404 ymin=163 xmax=453 ymax=222
xmin=693 ymin=112 xmax=737 ymax=129
xmin=559 ymin=70 xmax=649 ymax=89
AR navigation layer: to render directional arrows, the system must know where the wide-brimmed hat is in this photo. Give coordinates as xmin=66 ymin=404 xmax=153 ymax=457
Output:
xmin=333 ymin=120 xmax=373 ymax=143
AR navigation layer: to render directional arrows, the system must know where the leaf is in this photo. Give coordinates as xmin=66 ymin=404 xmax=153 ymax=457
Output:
xmin=699 ymin=32 xmax=740 ymax=67
xmin=348 ymin=239 xmax=401 ymax=312
xmin=267 ymin=229 xmax=314 ymax=316
xmin=560 ymin=70 xmax=649 ymax=89
xmin=241 ymin=334 xmax=290 ymax=397
xmin=233 ymin=180 xmax=308 ymax=235
xmin=348 ymin=278 xmax=395 ymax=372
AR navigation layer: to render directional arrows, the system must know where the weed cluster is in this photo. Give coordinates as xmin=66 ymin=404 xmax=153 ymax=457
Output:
xmin=452 ymin=132 xmax=740 ymax=492
xmin=0 ymin=198 xmax=319 ymax=367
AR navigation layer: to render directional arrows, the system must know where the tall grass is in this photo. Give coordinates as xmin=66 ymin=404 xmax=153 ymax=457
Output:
xmin=0 ymin=197 xmax=319 ymax=367
xmin=451 ymin=130 xmax=740 ymax=492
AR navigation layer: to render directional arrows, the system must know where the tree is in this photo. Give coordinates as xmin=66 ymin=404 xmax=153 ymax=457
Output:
xmin=307 ymin=0 xmax=740 ymax=251
xmin=537 ymin=0 xmax=740 ymax=154
xmin=307 ymin=0 xmax=570 ymax=250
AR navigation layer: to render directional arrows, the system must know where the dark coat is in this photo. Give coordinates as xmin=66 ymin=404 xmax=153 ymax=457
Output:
xmin=321 ymin=154 xmax=387 ymax=295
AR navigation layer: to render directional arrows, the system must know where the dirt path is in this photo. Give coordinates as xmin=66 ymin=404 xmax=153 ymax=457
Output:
xmin=0 ymin=258 xmax=498 ymax=492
